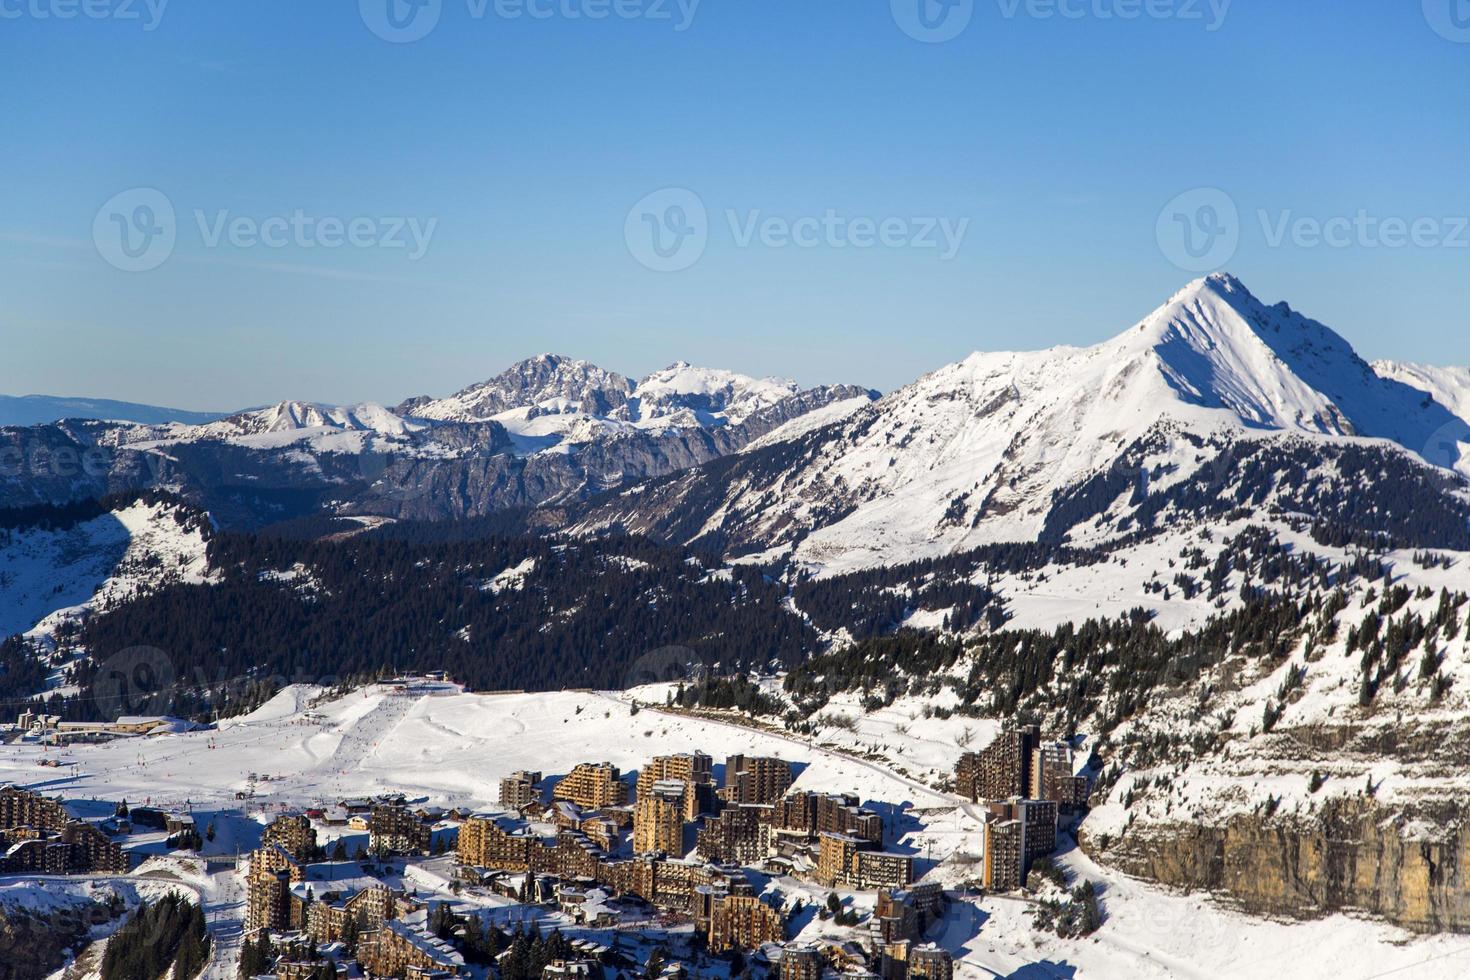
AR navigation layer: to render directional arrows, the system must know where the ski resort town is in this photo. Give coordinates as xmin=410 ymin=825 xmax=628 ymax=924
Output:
xmin=0 ymin=695 xmax=1089 ymax=980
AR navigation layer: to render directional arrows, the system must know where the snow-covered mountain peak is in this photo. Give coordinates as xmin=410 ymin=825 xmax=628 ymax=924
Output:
xmin=252 ymin=400 xmax=416 ymax=434
xmin=1112 ymin=274 xmax=1469 ymax=466
xmin=625 ymin=363 xmax=801 ymax=425
xmin=407 ymin=354 xmax=634 ymax=423
xmin=84 ymin=398 xmax=435 ymax=460
xmin=579 ymin=276 xmax=1470 ymax=574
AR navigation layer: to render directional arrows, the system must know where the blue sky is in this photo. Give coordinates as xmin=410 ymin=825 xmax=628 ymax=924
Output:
xmin=2 ymin=0 xmax=1466 ymax=409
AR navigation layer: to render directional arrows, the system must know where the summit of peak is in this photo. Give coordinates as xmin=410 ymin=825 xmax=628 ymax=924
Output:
xmin=1167 ymin=271 xmax=1255 ymax=307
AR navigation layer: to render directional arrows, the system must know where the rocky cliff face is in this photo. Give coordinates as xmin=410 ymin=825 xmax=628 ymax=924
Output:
xmin=0 ymin=902 xmax=106 ymax=980
xmin=1089 ymin=798 xmax=1470 ymax=933
xmin=344 ymin=383 xmax=875 ymax=522
xmin=0 ymin=381 xmax=874 ymax=529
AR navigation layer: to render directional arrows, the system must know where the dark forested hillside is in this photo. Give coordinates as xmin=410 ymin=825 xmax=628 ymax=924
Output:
xmin=16 ymin=512 xmax=1034 ymax=722
xmin=69 ymin=531 xmax=808 ymax=711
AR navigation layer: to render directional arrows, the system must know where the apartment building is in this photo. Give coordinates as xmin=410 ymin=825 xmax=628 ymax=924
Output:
xmin=0 ymin=784 xmax=71 ymax=832
xmin=250 ymin=844 xmax=305 ymax=883
xmin=696 ymin=804 xmax=769 ymax=866
xmin=980 ymin=816 xmax=1024 ymax=892
xmin=723 ymin=755 xmax=793 ymax=805
xmin=246 ymin=868 xmax=294 ymax=935
xmin=499 ymin=771 xmax=543 ymax=810
xmin=0 ymin=819 xmax=126 ymax=875
xmin=816 ymin=832 xmax=866 ymax=888
xmin=633 ymin=781 xmax=686 ymax=855
xmin=369 ymin=804 xmax=432 ymax=855
xmin=1013 ymin=798 xmax=1058 ymax=864
xmin=306 ymin=883 xmax=403 ymax=944
xmin=595 ymin=855 xmax=744 ymax=915
xmin=706 ymin=893 xmax=785 ymax=952
xmin=459 ymin=815 xmax=536 ymax=871
xmin=1030 ymin=743 xmax=1089 ymax=810
xmin=908 ymin=945 xmax=954 ymax=980
xmin=955 ymin=725 xmax=1040 ymax=803
xmin=579 ymin=814 xmax=621 ymax=852
xmin=0 ymin=838 xmax=71 ymax=875
xmin=852 ymin=850 xmax=915 ymax=891
xmin=358 ymin=917 xmax=465 ymax=978
xmin=873 ymin=884 xmax=945 ymax=943
xmin=62 ymin=821 xmax=128 ymax=873
xmin=770 ymin=792 xmax=882 ymax=845
xmin=815 ymin=832 xmax=913 ymax=890
xmin=262 ymin=814 xmax=317 ymax=862
xmin=554 ymin=763 xmax=628 ymax=809
xmin=638 ymin=753 xmax=713 ymax=819
xmin=780 ymin=945 xmax=826 ymax=980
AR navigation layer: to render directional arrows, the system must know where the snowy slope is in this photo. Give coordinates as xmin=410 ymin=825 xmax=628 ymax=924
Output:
xmin=621 ymin=362 xmax=800 ymax=426
xmin=0 ymin=683 xmax=1466 ymax=978
xmin=404 ymin=354 xmax=635 ymax=423
xmin=0 ymin=498 xmax=213 ymax=645
xmin=405 ymin=355 xmax=835 ymax=455
xmin=128 ymin=400 xmax=434 ymax=453
xmin=1373 ymin=360 xmax=1470 ymax=426
xmin=578 ymin=274 xmax=1470 ymax=575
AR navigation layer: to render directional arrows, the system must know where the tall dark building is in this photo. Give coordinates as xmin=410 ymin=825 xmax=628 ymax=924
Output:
xmin=723 ymin=755 xmax=793 ymax=805
xmin=955 ymin=725 xmax=1039 ymax=802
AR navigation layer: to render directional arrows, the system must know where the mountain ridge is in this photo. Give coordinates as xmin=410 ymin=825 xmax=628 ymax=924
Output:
xmin=0 ymin=393 xmax=230 ymax=428
xmin=563 ymin=274 xmax=1470 ymax=575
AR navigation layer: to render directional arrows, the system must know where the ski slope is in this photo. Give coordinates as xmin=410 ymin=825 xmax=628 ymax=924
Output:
xmin=1 ymin=683 xmax=1467 ymax=978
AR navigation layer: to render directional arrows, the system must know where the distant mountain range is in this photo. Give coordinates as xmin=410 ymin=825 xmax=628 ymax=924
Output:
xmin=8 ymin=277 xmax=1470 ymax=559
xmin=0 ymin=394 xmax=228 ymax=428
xmin=0 ymin=357 xmax=875 ymax=528
xmin=9 ymin=272 xmax=1470 ymax=617
xmin=570 ymin=273 xmax=1470 ymax=576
